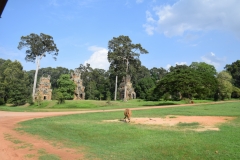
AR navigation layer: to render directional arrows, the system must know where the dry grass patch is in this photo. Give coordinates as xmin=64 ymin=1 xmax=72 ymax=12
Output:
xmin=104 ymin=115 xmax=235 ymax=131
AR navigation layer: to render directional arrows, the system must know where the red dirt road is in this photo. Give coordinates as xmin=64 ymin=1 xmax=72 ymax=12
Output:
xmin=0 ymin=101 xmax=237 ymax=160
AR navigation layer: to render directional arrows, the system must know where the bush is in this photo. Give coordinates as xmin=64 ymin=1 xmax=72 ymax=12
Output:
xmin=0 ymin=98 xmax=5 ymax=105
xmin=106 ymin=91 xmax=111 ymax=105
xmin=35 ymin=92 xmax=42 ymax=106
xmin=27 ymin=97 xmax=34 ymax=106
xmin=163 ymin=92 xmax=171 ymax=101
xmin=56 ymin=92 xmax=65 ymax=104
xmin=183 ymin=98 xmax=191 ymax=104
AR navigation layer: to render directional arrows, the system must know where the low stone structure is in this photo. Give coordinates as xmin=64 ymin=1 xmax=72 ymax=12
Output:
xmin=118 ymin=75 xmax=136 ymax=100
xmin=71 ymin=69 xmax=85 ymax=100
xmin=34 ymin=75 xmax=52 ymax=100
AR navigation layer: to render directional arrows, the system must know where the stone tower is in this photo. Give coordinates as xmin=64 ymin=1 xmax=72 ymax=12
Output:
xmin=34 ymin=75 xmax=52 ymax=100
xmin=71 ymin=69 xmax=85 ymax=100
xmin=118 ymin=75 xmax=136 ymax=100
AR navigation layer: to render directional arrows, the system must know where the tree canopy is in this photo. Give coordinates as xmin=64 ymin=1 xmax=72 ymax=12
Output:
xmin=77 ymin=63 xmax=110 ymax=100
xmin=154 ymin=65 xmax=218 ymax=100
xmin=108 ymin=35 xmax=148 ymax=101
xmin=190 ymin=62 xmax=217 ymax=76
xmin=216 ymin=71 xmax=233 ymax=100
xmin=57 ymin=74 xmax=76 ymax=100
xmin=18 ymin=33 xmax=59 ymax=100
xmin=2 ymin=55 xmax=240 ymax=105
xmin=0 ymin=60 xmax=30 ymax=105
xmin=18 ymin=33 xmax=59 ymax=62
xmin=225 ymin=60 xmax=240 ymax=87
xmin=108 ymin=35 xmax=148 ymax=78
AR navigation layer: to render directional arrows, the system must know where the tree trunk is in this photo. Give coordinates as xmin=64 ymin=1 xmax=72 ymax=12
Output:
xmin=32 ymin=55 xmax=43 ymax=101
xmin=124 ymin=59 xmax=129 ymax=101
xmin=114 ymin=75 xmax=118 ymax=101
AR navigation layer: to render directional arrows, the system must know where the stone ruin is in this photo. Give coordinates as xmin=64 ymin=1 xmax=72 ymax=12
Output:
xmin=118 ymin=75 xmax=136 ymax=100
xmin=34 ymin=75 xmax=52 ymax=100
xmin=71 ymin=69 xmax=85 ymax=100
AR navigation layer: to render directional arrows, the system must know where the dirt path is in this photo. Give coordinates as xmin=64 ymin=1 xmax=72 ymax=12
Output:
xmin=0 ymin=101 xmax=237 ymax=160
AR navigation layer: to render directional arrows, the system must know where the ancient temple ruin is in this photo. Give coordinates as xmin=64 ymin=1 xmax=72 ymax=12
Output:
xmin=118 ymin=75 xmax=136 ymax=100
xmin=34 ymin=75 xmax=52 ymax=100
xmin=71 ymin=69 xmax=85 ymax=100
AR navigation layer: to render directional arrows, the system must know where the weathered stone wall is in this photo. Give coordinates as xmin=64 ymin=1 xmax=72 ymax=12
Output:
xmin=71 ymin=69 xmax=85 ymax=100
xmin=118 ymin=75 xmax=136 ymax=100
xmin=34 ymin=75 xmax=52 ymax=100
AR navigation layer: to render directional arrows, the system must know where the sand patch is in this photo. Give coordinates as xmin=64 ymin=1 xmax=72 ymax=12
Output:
xmin=104 ymin=115 xmax=235 ymax=132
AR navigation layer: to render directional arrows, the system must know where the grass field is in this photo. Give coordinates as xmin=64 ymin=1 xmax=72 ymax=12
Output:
xmin=0 ymin=99 xmax=219 ymax=112
xmin=17 ymin=101 xmax=240 ymax=160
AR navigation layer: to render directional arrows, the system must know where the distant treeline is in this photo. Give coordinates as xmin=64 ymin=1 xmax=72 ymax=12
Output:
xmin=0 ymin=58 xmax=240 ymax=106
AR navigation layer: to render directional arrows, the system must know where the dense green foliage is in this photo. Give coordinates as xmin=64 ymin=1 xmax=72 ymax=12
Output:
xmin=57 ymin=74 xmax=76 ymax=100
xmin=55 ymin=91 xmax=65 ymax=104
xmin=216 ymin=71 xmax=233 ymax=100
xmin=135 ymin=77 xmax=155 ymax=99
xmin=1 ymin=56 xmax=240 ymax=106
xmin=190 ymin=61 xmax=217 ymax=76
xmin=27 ymin=67 xmax=72 ymax=100
xmin=18 ymin=102 xmax=240 ymax=159
xmin=107 ymin=35 xmax=148 ymax=79
xmin=153 ymin=63 xmax=218 ymax=100
xmin=1 ymin=35 xmax=240 ymax=106
xmin=107 ymin=35 xmax=148 ymax=100
xmin=77 ymin=64 xmax=111 ymax=100
xmin=225 ymin=60 xmax=240 ymax=88
xmin=18 ymin=33 xmax=59 ymax=62
xmin=0 ymin=59 xmax=30 ymax=105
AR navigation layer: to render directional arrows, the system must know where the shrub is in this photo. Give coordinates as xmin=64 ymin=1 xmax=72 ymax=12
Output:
xmin=27 ymin=97 xmax=34 ymax=106
xmin=0 ymin=98 xmax=5 ymax=105
xmin=56 ymin=92 xmax=65 ymax=104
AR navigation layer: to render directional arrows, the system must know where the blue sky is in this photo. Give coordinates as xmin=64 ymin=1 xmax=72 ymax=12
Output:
xmin=1 ymin=0 xmax=240 ymax=72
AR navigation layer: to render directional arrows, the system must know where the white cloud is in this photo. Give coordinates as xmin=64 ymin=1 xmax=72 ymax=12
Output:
xmin=201 ymin=52 xmax=226 ymax=69
xmin=143 ymin=11 xmax=156 ymax=35
xmin=84 ymin=46 xmax=109 ymax=70
xmin=144 ymin=0 xmax=240 ymax=37
xmin=210 ymin=52 xmax=215 ymax=56
xmin=143 ymin=24 xmax=155 ymax=35
xmin=165 ymin=64 xmax=171 ymax=70
xmin=136 ymin=0 xmax=144 ymax=4
xmin=145 ymin=11 xmax=155 ymax=23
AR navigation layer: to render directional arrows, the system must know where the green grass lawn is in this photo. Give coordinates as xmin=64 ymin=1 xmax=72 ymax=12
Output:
xmin=17 ymin=101 xmax=240 ymax=160
xmin=0 ymin=99 xmax=226 ymax=112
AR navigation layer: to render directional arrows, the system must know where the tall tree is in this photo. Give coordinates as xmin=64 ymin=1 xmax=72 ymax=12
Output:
xmin=77 ymin=64 xmax=111 ymax=100
xmin=149 ymin=67 xmax=168 ymax=83
xmin=232 ymin=86 xmax=240 ymax=98
xmin=131 ymin=65 xmax=151 ymax=84
xmin=107 ymin=35 xmax=148 ymax=101
xmin=18 ymin=33 xmax=59 ymax=100
xmin=216 ymin=71 xmax=233 ymax=100
xmin=190 ymin=62 xmax=217 ymax=76
xmin=0 ymin=59 xmax=11 ymax=104
xmin=90 ymin=68 xmax=110 ymax=100
xmin=57 ymin=74 xmax=76 ymax=100
xmin=135 ymin=77 xmax=155 ymax=99
xmin=3 ymin=61 xmax=30 ymax=105
xmin=154 ymin=65 xmax=217 ymax=100
xmin=77 ymin=63 xmax=93 ymax=99
xmin=225 ymin=60 xmax=240 ymax=87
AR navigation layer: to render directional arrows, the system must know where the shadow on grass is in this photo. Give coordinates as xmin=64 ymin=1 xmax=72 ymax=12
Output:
xmin=143 ymin=102 xmax=178 ymax=106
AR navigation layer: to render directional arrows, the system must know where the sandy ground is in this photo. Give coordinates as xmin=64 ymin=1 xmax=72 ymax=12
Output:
xmin=0 ymin=102 xmax=237 ymax=160
xmin=105 ymin=116 xmax=235 ymax=131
